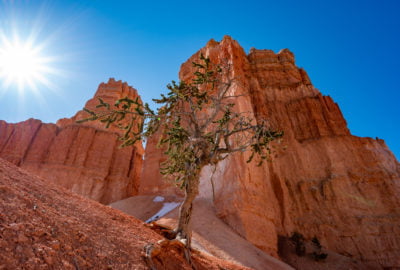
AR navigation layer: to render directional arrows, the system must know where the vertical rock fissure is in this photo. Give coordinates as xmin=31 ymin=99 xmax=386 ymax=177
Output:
xmin=127 ymin=147 xmax=136 ymax=178
xmin=20 ymin=123 xmax=43 ymax=166
xmin=99 ymin=133 xmax=118 ymax=204
xmin=64 ymin=126 xmax=80 ymax=166
xmin=42 ymin=126 xmax=60 ymax=165
xmin=0 ymin=128 xmax=15 ymax=155
xmin=318 ymin=96 xmax=337 ymax=136
xmin=82 ymin=129 xmax=97 ymax=168
xmin=126 ymin=147 xmax=137 ymax=196
xmin=268 ymin=162 xmax=286 ymax=229
xmin=82 ymin=129 xmax=99 ymax=198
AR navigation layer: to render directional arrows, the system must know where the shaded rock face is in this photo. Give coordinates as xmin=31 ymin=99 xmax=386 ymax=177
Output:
xmin=140 ymin=36 xmax=400 ymax=268
xmin=139 ymin=129 xmax=176 ymax=195
xmin=0 ymin=79 xmax=144 ymax=204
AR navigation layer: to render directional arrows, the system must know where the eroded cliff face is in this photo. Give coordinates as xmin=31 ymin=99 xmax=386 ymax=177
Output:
xmin=0 ymin=158 xmax=249 ymax=270
xmin=140 ymin=36 xmax=400 ymax=268
xmin=0 ymin=79 xmax=144 ymax=204
xmin=1 ymin=37 xmax=398 ymax=268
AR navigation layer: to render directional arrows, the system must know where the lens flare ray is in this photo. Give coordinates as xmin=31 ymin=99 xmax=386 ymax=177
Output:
xmin=0 ymin=32 xmax=58 ymax=95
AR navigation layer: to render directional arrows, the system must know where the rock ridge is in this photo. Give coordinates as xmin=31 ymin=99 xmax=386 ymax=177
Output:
xmin=0 ymin=79 xmax=144 ymax=204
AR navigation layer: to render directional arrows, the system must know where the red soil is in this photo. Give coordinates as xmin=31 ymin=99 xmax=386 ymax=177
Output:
xmin=0 ymin=158 xmax=247 ymax=269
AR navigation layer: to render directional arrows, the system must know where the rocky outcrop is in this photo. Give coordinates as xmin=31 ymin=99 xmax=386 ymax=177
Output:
xmin=57 ymin=78 xmax=141 ymax=132
xmin=0 ymin=79 xmax=144 ymax=204
xmin=139 ymin=129 xmax=175 ymax=195
xmin=0 ymin=158 xmax=248 ymax=270
xmin=140 ymin=36 xmax=400 ymax=268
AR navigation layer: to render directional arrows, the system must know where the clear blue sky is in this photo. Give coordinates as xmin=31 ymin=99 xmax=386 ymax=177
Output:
xmin=0 ymin=0 xmax=399 ymax=159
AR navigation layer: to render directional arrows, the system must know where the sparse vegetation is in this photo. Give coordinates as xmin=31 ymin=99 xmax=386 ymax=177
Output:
xmin=311 ymin=236 xmax=328 ymax=261
xmin=290 ymin=232 xmax=306 ymax=256
xmin=78 ymin=54 xmax=283 ymax=265
xmin=290 ymin=233 xmax=328 ymax=261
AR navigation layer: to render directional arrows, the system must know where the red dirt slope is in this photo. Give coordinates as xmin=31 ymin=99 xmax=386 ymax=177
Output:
xmin=0 ymin=158 xmax=247 ymax=269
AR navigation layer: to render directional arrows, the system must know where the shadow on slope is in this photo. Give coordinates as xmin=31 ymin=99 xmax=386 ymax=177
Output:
xmin=0 ymin=158 xmax=246 ymax=269
xmin=110 ymin=196 xmax=293 ymax=270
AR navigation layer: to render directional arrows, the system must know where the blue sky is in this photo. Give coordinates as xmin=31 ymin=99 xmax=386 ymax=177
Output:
xmin=0 ymin=0 xmax=399 ymax=159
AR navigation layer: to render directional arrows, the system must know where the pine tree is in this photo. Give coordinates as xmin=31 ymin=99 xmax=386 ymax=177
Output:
xmin=78 ymin=54 xmax=283 ymax=265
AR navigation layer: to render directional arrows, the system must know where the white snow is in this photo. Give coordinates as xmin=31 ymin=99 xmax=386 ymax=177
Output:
xmin=146 ymin=202 xmax=181 ymax=223
xmin=153 ymin=196 xmax=165 ymax=202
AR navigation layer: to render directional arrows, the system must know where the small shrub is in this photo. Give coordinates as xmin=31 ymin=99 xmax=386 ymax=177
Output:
xmin=312 ymin=251 xmax=328 ymax=261
xmin=290 ymin=232 xmax=306 ymax=256
xmin=311 ymin=236 xmax=328 ymax=261
xmin=311 ymin=236 xmax=322 ymax=249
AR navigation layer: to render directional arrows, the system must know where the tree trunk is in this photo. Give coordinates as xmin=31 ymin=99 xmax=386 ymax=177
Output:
xmin=175 ymin=175 xmax=200 ymax=248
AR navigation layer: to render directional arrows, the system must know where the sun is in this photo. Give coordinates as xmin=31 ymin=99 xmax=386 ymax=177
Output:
xmin=0 ymin=35 xmax=54 ymax=93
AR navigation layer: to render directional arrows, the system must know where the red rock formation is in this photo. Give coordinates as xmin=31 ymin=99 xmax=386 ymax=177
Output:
xmin=140 ymin=129 xmax=175 ymax=194
xmin=0 ymin=158 xmax=248 ymax=270
xmin=140 ymin=36 xmax=400 ymax=268
xmin=57 ymin=78 xmax=141 ymax=132
xmin=0 ymin=79 xmax=144 ymax=204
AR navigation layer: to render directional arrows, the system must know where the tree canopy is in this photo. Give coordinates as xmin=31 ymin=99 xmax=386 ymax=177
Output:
xmin=78 ymin=54 xmax=283 ymax=265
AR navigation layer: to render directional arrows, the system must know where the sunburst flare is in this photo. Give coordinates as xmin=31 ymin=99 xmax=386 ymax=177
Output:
xmin=0 ymin=33 xmax=57 ymax=96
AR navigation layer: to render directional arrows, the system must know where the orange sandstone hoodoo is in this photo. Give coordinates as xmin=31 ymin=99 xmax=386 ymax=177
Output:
xmin=0 ymin=36 xmax=399 ymax=269
xmin=140 ymin=36 xmax=400 ymax=269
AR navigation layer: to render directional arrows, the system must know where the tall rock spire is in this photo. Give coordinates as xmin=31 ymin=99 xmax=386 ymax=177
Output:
xmin=140 ymin=36 xmax=400 ymax=267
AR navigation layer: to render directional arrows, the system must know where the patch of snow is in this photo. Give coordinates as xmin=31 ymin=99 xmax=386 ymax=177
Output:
xmin=146 ymin=202 xmax=181 ymax=223
xmin=153 ymin=196 xmax=165 ymax=202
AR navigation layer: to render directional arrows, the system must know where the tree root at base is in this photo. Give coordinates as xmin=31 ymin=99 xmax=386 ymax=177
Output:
xmin=143 ymin=239 xmax=197 ymax=270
